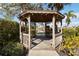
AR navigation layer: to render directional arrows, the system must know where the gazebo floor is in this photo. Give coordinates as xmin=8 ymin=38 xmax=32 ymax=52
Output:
xmin=28 ymin=37 xmax=59 ymax=56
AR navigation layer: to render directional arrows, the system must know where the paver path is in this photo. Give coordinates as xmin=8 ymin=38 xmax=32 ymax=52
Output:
xmin=28 ymin=39 xmax=59 ymax=56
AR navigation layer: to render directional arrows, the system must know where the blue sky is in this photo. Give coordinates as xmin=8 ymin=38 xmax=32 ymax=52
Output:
xmin=43 ymin=3 xmax=79 ymax=27
xmin=0 ymin=3 xmax=79 ymax=27
xmin=60 ymin=3 xmax=79 ymax=27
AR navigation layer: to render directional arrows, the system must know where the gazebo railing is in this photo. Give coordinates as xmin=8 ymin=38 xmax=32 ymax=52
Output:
xmin=55 ymin=33 xmax=62 ymax=47
xmin=21 ymin=33 xmax=29 ymax=48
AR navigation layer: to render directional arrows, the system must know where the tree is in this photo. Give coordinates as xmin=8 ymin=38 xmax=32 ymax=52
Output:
xmin=64 ymin=11 xmax=77 ymax=26
xmin=0 ymin=3 xmax=43 ymax=20
xmin=19 ymin=3 xmax=43 ymax=11
xmin=0 ymin=4 xmax=20 ymax=20
xmin=0 ymin=19 xmax=19 ymax=40
xmin=48 ymin=3 xmax=70 ymax=11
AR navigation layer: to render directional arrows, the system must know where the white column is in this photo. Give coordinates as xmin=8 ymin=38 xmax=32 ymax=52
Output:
xmin=52 ymin=16 xmax=55 ymax=49
xmin=27 ymin=16 xmax=31 ymax=50
xmin=19 ymin=20 xmax=22 ymax=43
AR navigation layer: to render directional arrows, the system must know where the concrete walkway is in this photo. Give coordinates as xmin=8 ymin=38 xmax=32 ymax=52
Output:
xmin=28 ymin=39 xmax=59 ymax=56
xmin=29 ymin=50 xmax=59 ymax=56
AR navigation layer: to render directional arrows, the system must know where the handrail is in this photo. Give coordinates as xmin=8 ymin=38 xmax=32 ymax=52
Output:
xmin=22 ymin=33 xmax=29 ymax=36
xmin=55 ymin=32 xmax=62 ymax=37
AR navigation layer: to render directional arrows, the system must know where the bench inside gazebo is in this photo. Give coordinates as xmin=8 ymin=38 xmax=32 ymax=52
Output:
xmin=19 ymin=10 xmax=64 ymax=53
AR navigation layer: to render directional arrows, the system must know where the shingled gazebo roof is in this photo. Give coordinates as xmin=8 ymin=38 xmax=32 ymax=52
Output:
xmin=19 ymin=10 xmax=65 ymax=22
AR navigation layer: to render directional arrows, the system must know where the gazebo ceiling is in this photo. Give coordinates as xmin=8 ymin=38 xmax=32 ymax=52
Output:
xmin=19 ymin=10 xmax=65 ymax=22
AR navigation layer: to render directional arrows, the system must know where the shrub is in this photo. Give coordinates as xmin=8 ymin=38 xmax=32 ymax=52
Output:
xmin=75 ymin=27 xmax=79 ymax=36
xmin=0 ymin=19 xmax=29 ymax=56
xmin=0 ymin=42 xmax=24 ymax=56
xmin=60 ymin=27 xmax=79 ymax=56
xmin=60 ymin=36 xmax=79 ymax=56
xmin=0 ymin=20 xmax=19 ymax=41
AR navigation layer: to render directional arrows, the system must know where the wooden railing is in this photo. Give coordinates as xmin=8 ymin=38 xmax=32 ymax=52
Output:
xmin=21 ymin=33 xmax=29 ymax=48
xmin=55 ymin=33 xmax=62 ymax=47
xmin=21 ymin=32 xmax=62 ymax=49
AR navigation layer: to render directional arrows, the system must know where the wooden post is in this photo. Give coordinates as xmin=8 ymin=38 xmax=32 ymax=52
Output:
xmin=60 ymin=20 xmax=62 ymax=34
xmin=52 ymin=16 xmax=55 ymax=49
xmin=59 ymin=20 xmax=63 ymax=51
xmin=27 ymin=16 xmax=31 ymax=50
xmin=45 ymin=22 xmax=46 ymax=37
xmin=19 ymin=20 xmax=22 ymax=43
xmin=34 ymin=22 xmax=36 ymax=37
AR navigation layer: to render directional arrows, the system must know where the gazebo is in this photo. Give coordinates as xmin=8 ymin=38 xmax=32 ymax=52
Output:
xmin=19 ymin=10 xmax=64 ymax=51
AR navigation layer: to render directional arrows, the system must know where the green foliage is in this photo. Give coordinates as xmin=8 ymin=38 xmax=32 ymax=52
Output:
xmin=31 ymin=25 xmax=36 ymax=37
xmin=0 ymin=41 xmax=24 ymax=56
xmin=64 ymin=11 xmax=77 ymax=26
xmin=61 ymin=36 xmax=79 ymax=56
xmin=0 ymin=20 xmax=27 ymax=56
xmin=60 ymin=27 xmax=79 ymax=56
xmin=48 ymin=3 xmax=70 ymax=11
xmin=0 ymin=3 xmax=43 ymax=20
xmin=0 ymin=4 xmax=20 ymax=20
xmin=0 ymin=20 xmax=19 ymax=40
xmin=75 ymin=27 xmax=79 ymax=36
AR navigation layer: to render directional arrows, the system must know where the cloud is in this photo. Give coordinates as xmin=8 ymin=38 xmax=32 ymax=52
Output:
xmin=62 ymin=12 xmax=79 ymax=27
xmin=74 ymin=12 xmax=79 ymax=18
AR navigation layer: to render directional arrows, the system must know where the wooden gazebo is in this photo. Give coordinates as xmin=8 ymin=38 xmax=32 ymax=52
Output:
xmin=19 ymin=10 xmax=64 ymax=51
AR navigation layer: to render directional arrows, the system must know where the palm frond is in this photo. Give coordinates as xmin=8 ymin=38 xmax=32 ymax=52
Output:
xmin=71 ymin=14 xmax=77 ymax=18
xmin=65 ymin=10 xmax=77 ymax=26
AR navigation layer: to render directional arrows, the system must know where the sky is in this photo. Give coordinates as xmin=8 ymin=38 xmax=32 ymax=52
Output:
xmin=0 ymin=3 xmax=79 ymax=27
xmin=60 ymin=3 xmax=79 ymax=27
xmin=37 ymin=3 xmax=79 ymax=27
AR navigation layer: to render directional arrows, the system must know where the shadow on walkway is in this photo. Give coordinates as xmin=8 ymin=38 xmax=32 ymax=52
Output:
xmin=31 ymin=35 xmax=51 ymax=49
